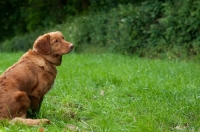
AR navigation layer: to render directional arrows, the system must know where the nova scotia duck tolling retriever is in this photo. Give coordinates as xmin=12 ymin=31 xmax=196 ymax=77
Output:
xmin=0 ymin=31 xmax=73 ymax=126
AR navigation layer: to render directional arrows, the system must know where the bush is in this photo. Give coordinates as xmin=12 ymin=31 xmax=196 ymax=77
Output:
xmin=0 ymin=30 xmax=44 ymax=52
xmin=69 ymin=2 xmax=163 ymax=55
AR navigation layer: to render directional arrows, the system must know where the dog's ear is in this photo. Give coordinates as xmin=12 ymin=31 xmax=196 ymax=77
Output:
xmin=34 ymin=34 xmax=51 ymax=55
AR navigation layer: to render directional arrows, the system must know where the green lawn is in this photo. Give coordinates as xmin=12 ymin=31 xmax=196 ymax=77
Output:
xmin=0 ymin=53 xmax=200 ymax=131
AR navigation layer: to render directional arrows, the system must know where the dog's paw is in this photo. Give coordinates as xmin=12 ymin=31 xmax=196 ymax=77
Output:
xmin=39 ymin=118 xmax=51 ymax=125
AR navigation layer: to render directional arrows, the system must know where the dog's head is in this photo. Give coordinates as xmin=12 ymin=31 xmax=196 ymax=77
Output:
xmin=33 ymin=31 xmax=73 ymax=65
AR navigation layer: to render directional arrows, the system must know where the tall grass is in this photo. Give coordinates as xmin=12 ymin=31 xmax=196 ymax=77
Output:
xmin=0 ymin=53 xmax=200 ymax=131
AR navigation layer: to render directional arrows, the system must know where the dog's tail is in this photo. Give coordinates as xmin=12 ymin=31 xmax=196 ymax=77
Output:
xmin=9 ymin=117 xmax=50 ymax=126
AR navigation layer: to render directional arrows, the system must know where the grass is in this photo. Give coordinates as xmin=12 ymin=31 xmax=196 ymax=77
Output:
xmin=0 ymin=53 xmax=200 ymax=131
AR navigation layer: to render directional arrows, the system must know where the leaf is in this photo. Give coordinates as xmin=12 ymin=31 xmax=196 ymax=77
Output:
xmin=100 ymin=90 xmax=105 ymax=96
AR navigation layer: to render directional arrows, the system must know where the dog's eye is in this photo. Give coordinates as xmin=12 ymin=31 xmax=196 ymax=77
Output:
xmin=54 ymin=40 xmax=58 ymax=43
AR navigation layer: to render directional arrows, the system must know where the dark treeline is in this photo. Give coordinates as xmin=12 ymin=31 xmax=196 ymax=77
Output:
xmin=1 ymin=0 xmax=88 ymax=40
xmin=1 ymin=0 xmax=200 ymax=59
xmin=0 ymin=0 xmax=140 ymax=41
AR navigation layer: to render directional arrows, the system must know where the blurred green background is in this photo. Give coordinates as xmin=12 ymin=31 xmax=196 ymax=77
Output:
xmin=1 ymin=0 xmax=200 ymax=59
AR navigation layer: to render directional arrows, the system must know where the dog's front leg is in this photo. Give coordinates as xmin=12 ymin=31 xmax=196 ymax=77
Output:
xmin=10 ymin=117 xmax=50 ymax=126
xmin=30 ymin=96 xmax=42 ymax=111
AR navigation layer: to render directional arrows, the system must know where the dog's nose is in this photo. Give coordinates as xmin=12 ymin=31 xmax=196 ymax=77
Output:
xmin=70 ymin=44 xmax=74 ymax=50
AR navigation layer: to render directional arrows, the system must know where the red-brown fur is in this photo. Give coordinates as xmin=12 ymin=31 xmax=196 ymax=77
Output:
xmin=0 ymin=31 xmax=73 ymax=125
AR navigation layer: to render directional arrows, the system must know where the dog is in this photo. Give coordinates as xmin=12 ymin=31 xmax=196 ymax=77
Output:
xmin=0 ymin=31 xmax=73 ymax=126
